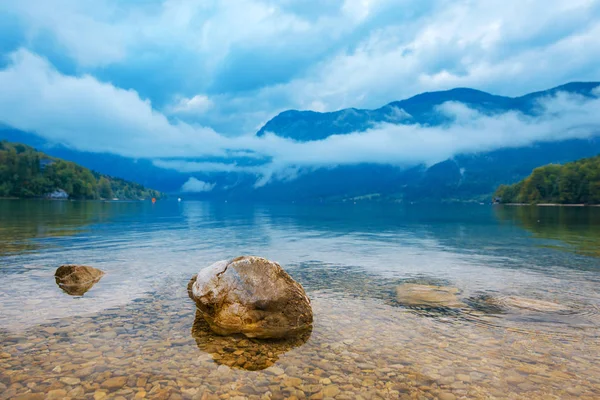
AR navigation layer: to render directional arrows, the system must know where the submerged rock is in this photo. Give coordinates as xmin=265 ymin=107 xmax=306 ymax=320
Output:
xmin=191 ymin=309 xmax=311 ymax=370
xmin=396 ymin=284 xmax=464 ymax=308
xmin=54 ymin=265 xmax=104 ymax=296
xmin=487 ymin=295 xmax=569 ymax=313
xmin=189 ymin=256 xmax=313 ymax=339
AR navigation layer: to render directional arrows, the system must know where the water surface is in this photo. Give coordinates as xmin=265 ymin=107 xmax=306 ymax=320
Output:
xmin=1 ymin=200 xmax=599 ymax=399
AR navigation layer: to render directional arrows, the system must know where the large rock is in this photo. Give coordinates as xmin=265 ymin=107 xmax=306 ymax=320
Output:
xmin=55 ymin=265 xmax=104 ymax=296
xmin=189 ymin=256 xmax=313 ymax=339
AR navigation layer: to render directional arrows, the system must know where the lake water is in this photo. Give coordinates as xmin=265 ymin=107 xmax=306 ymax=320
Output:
xmin=1 ymin=200 xmax=599 ymax=400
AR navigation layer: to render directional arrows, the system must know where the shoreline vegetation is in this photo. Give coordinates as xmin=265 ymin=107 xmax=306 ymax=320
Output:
xmin=0 ymin=141 xmax=163 ymax=201
xmin=494 ymin=154 xmax=600 ymax=205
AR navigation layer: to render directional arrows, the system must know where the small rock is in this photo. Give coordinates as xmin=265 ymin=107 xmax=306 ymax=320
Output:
xmin=268 ymin=367 xmax=285 ymax=376
xmin=322 ymin=385 xmax=340 ymax=398
xmin=94 ymin=391 xmax=108 ymax=400
xmin=284 ymin=378 xmax=303 ymax=387
xmin=438 ymin=393 xmax=456 ymax=400
xmin=12 ymin=394 xmax=45 ymax=400
xmin=47 ymin=389 xmax=67 ymax=399
xmin=101 ymin=376 xmax=128 ymax=390
xmin=60 ymin=377 xmax=81 ymax=385
xmin=55 ymin=264 xmax=105 ymax=296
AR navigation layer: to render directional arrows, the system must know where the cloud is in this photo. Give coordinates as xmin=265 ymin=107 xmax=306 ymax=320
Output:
xmin=168 ymin=94 xmax=214 ymax=115
xmin=4 ymin=0 xmax=600 ymax=136
xmin=1 ymin=49 xmax=600 ymax=183
xmin=0 ymin=49 xmax=228 ymax=158
xmin=180 ymin=177 xmax=216 ymax=193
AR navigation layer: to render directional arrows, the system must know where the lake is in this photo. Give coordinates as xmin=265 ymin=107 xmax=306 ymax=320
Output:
xmin=1 ymin=199 xmax=599 ymax=399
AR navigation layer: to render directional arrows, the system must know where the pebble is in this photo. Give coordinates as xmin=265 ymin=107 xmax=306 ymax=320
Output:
xmin=60 ymin=377 xmax=81 ymax=385
xmin=438 ymin=393 xmax=456 ymax=400
xmin=47 ymin=389 xmax=67 ymax=399
xmin=101 ymin=376 xmax=128 ymax=390
xmin=323 ymin=385 xmax=340 ymax=397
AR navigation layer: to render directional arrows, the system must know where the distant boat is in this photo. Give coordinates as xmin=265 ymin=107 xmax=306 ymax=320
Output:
xmin=178 ymin=198 xmax=182 ymax=202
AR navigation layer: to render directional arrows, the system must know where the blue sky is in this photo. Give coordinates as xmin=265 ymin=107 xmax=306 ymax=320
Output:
xmin=1 ymin=0 xmax=600 ymax=181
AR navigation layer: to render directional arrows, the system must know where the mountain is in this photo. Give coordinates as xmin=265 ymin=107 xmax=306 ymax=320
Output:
xmin=0 ymin=141 xmax=162 ymax=200
xmin=257 ymin=82 xmax=600 ymax=141
xmin=494 ymin=154 xmax=600 ymax=204
xmin=1 ymin=82 xmax=600 ymax=203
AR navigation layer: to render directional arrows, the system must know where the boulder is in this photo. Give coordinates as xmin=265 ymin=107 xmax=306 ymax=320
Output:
xmin=189 ymin=256 xmax=313 ymax=339
xmin=55 ymin=265 xmax=104 ymax=296
xmin=396 ymin=283 xmax=464 ymax=308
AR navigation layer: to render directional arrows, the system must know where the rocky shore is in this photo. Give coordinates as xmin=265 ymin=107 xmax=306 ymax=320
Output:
xmin=1 ymin=273 xmax=598 ymax=400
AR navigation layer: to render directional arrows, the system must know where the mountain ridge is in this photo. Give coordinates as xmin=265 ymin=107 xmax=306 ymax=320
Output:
xmin=257 ymin=81 xmax=600 ymax=141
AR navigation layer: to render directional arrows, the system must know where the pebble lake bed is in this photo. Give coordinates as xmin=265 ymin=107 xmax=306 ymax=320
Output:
xmin=1 ymin=200 xmax=599 ymax=399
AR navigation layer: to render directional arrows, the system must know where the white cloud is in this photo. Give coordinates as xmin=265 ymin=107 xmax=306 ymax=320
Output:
xmin=0 ymin=49 xmax=228 ymax=158
xmin=180 ymin=177 xmax=216 ymax=193
xmin=168 ymin=94 xmax=214 ymax=115
xmin=3 ymin=0 xmax=600 ymax=136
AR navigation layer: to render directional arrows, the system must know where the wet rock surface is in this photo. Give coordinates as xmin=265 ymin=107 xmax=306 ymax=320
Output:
xmin=189 ymin=256 xmax=313 ymax=339
xmin=54 ymin=265 xmax=105 ymax=296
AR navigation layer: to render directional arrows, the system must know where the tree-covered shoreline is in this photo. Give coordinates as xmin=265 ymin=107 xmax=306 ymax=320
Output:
xmin=0 ymin=141 xmax=163 ymax=200
xmin=494 ymin=154 xmax=600 ymax=204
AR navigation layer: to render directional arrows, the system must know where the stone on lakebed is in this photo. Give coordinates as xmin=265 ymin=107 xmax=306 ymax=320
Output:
xmin=54 ymin=265 xmax=104 ymax=296
xmin=396 ymin=283 xmax=465 ymax=308
xmin=188 ymin=256 xmax=313 ymax=339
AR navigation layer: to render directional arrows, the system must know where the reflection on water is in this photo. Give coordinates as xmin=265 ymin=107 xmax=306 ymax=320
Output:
xmin=0 ymin=200 xmax=599 ymax=399
xmin=192 ymin=310 xmax=312 ymax=371
xmin=495 ymin=204 xmax=600 ymax=257
xmin=0 ymin=200 xmax=146 ymax=256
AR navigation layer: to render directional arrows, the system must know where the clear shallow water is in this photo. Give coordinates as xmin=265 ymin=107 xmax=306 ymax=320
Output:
xmin=0 ymin=200 xmax=599 ymax=399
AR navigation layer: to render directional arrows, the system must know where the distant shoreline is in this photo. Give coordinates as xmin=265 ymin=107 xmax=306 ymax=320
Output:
xmin=0 ymin=197 xmax=151 ymax=202
xmin=500 ymin=203 xmax=600 ymax=207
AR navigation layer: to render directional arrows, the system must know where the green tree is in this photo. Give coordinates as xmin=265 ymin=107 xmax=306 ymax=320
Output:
xmin=98 ymin=177 xmax=113 ymax=199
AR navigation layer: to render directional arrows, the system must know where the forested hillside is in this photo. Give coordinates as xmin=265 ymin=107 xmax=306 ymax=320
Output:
xmin=494 ymin=155 xmax=600 ymax=204
xmin=0 ymin=141 xmax=162 ymax=200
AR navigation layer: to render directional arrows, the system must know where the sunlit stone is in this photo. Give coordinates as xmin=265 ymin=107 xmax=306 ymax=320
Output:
xmin=189 ymin=256 xmax=313 ymax=339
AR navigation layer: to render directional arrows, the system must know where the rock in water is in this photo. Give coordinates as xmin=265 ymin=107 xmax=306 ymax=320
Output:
xmin=396 ymin=284 xmax=464 ymax=308
xmin=54 ymin=265 xmax=104 ymax=296
xmin=189 ymin=256 xmax=313 ymax=339
xmin=490 ymin=296 xmax=569 ymax=313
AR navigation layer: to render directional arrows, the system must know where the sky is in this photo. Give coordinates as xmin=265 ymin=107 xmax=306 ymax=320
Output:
xmin=1 ymin=0 xmax=600 ymax=185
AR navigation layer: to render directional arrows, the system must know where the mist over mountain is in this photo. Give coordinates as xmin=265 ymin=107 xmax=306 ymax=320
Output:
xmin=2 ymin=82 xmax=600 ymax=203
xmin=257 ymin=82 xmax=600 ymax=141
